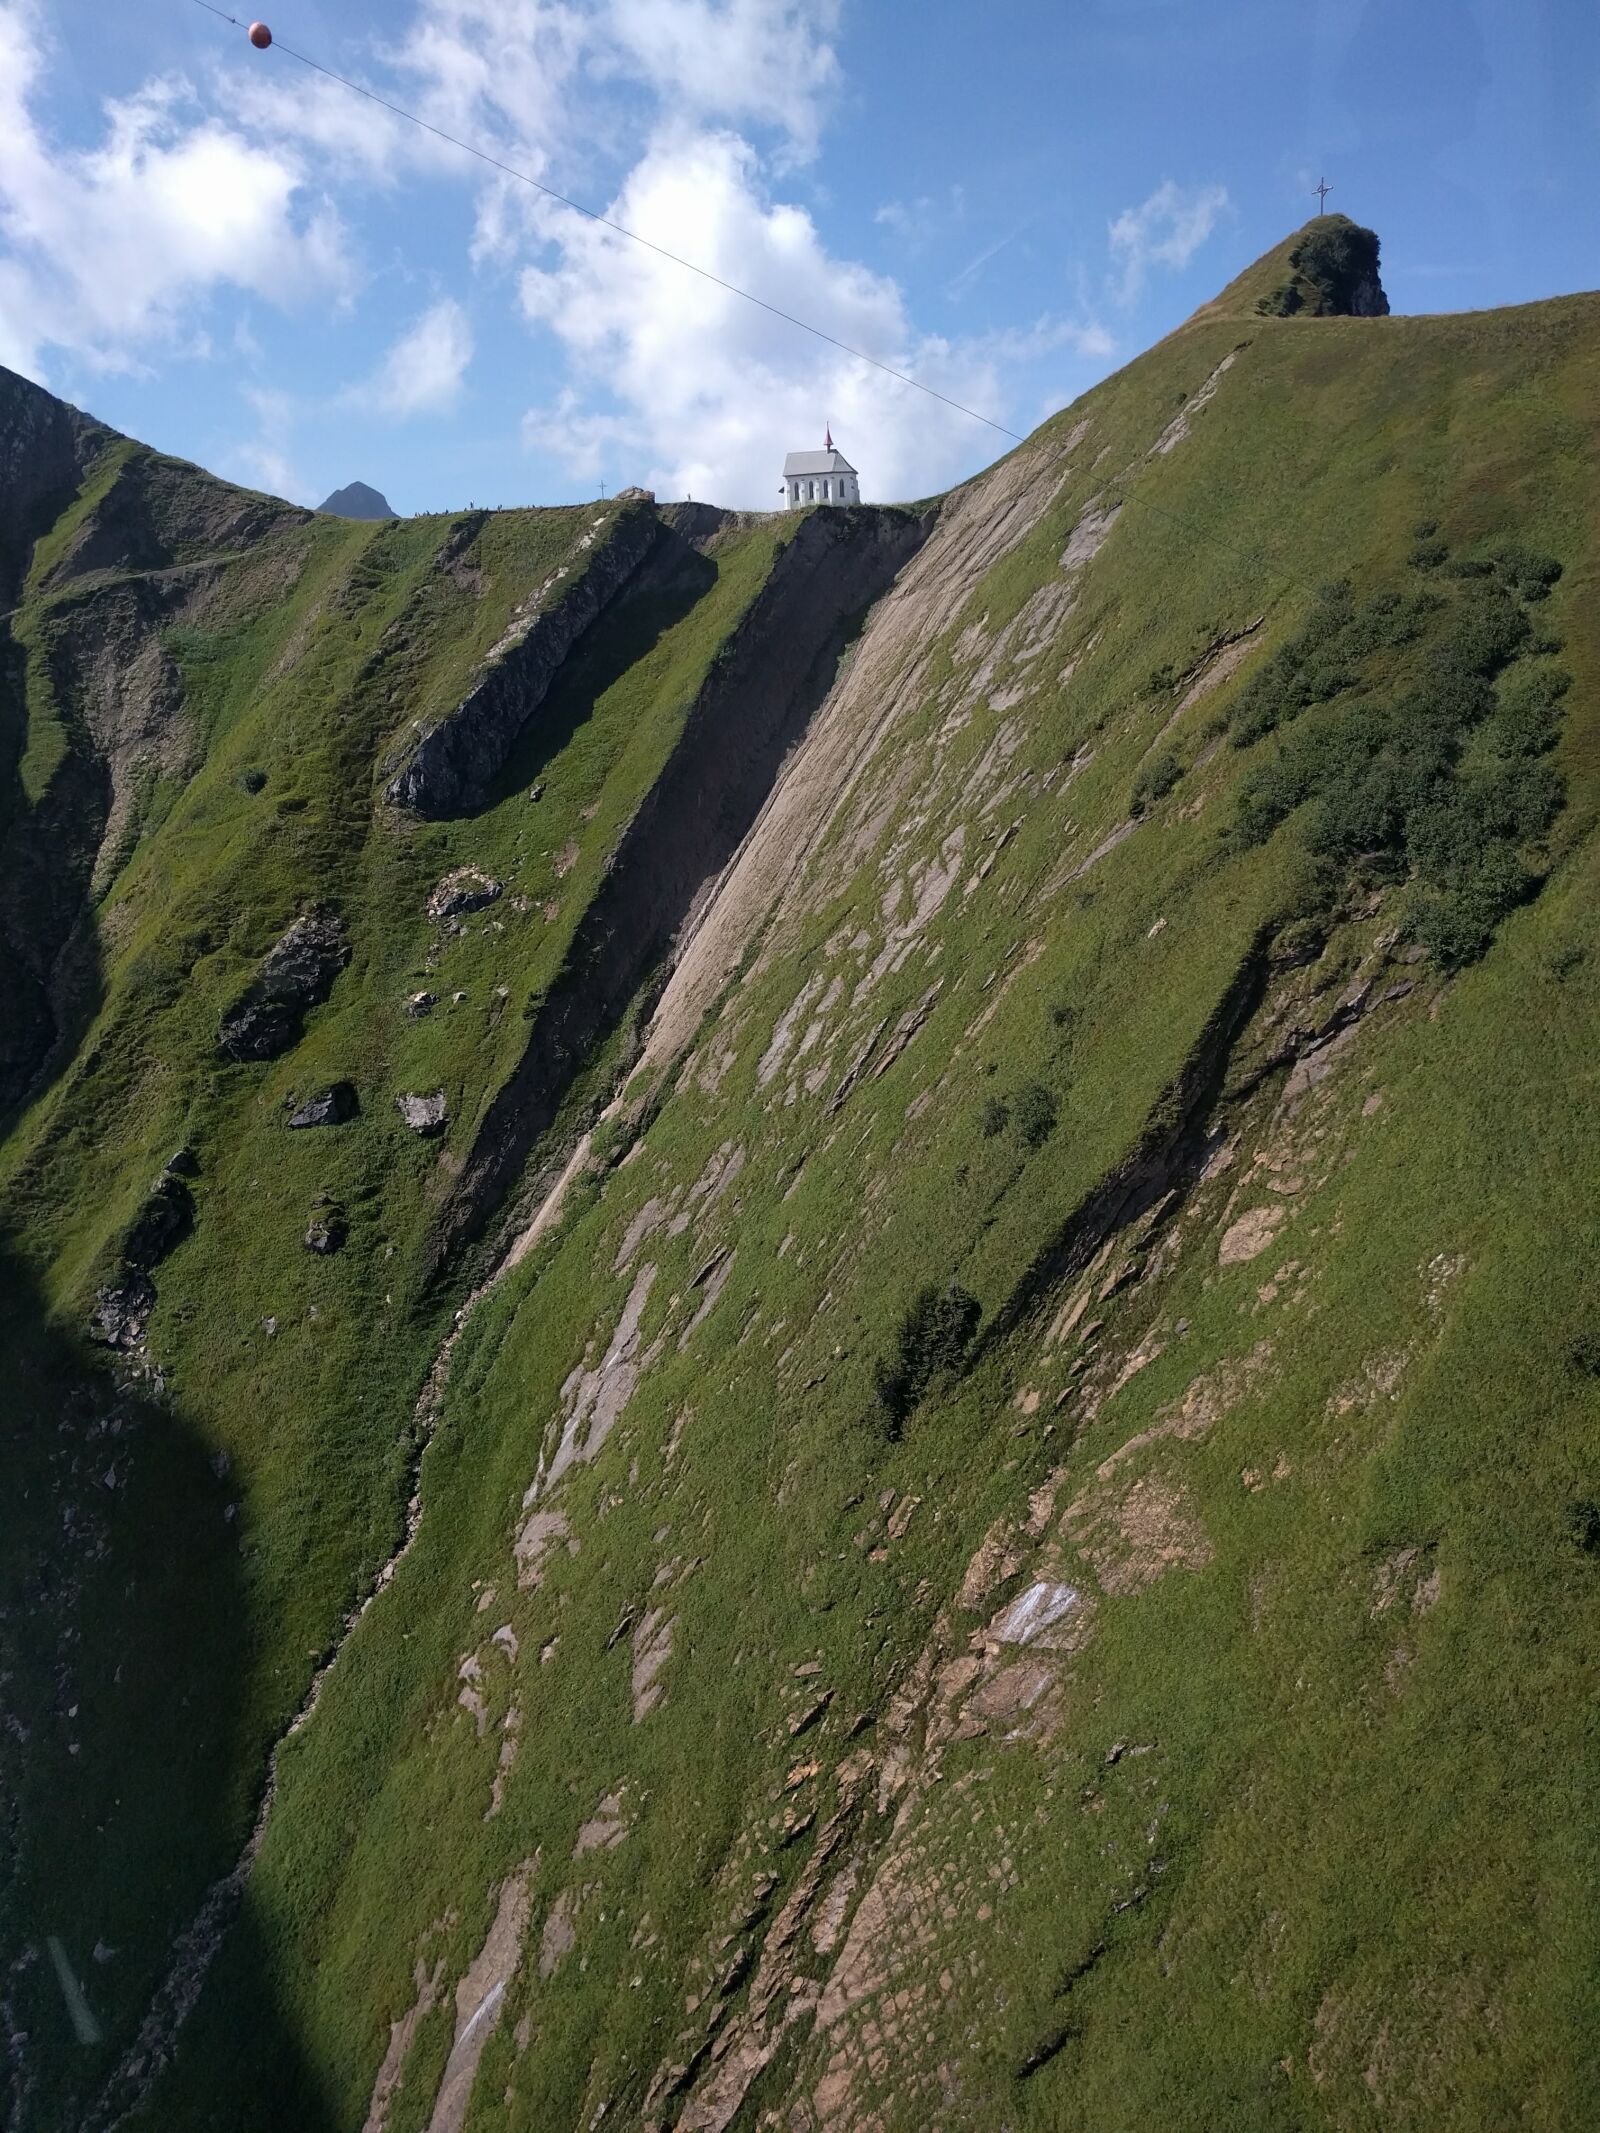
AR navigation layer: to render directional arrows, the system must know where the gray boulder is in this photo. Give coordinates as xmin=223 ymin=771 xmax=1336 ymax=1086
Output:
xmin=304 ymin=1205 xmax=348 ymax=1254
xmin=288 ymin=1081 xmax=359 ymax=1129
xmin=397 ymin=1091 xmax=448 ymax=1137
xmin=427 ymin=867 xmax=503 ymax=922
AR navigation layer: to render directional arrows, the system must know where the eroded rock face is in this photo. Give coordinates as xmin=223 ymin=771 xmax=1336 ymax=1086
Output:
xmin=88 ymin=1176 xmax=193 ymax=1347
xmin=89 ymin=1270 xmax=156 ymax=1349
xmin=427 ymin=868 xmax=503 ymax=922
xmin=303 ymin=1206 xmax=348 ymax=1255
xmin=287 ymin=1081 xmax=358 ymax=1129
xmin=386 ymin=504 xmax=661 ymax=818
xmin=218 ymin=913 xmax=349 ymax=1063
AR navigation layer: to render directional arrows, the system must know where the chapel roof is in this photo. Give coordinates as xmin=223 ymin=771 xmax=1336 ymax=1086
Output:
xmin=783 ymin=448 xmax=856 ymax=476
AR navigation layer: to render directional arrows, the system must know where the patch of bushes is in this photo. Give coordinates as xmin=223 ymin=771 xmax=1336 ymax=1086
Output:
xmin=1229 ymin=572 xmax=1566 ymax=968
xmin=1487 ymin=543 xmax=1562 ymax=602
xmin=1489 ymin=666 xmax=1568 ymax=758
xmin=872 ymin=1281 xmax=981 ymax=1438
xmin=1564 ymin=1500 xmax=1600 ymax=1557
xmin=979 ymin=1097 xmax=1010 ymax=1138
xmin=1228 ymin=581 xmax=1436 ymax=750
xmin=1131 ymin=751 xmax=1183 ymax=816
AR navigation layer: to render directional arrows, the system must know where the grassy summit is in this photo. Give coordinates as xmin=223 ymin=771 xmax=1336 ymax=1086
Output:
xmin=3 ymin=226 xmax=1599 ymax=2131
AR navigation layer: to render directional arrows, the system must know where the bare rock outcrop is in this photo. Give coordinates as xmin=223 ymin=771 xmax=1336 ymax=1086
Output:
xmin=385 ymin=502 xmax=661 ymax=818
xmin=218 ymin=913 xmax=349 ymax=1063
xmin=287 ymin=1081 xmax=358 ymax=1129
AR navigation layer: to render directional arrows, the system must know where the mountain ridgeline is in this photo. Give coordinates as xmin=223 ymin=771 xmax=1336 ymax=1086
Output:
xmin=3 ymin=220 xmax=1599 ymax=2132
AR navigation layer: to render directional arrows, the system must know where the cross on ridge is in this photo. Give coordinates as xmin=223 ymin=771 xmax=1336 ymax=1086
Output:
xmin=1315 ymin=176 xmax=1332 ymax=213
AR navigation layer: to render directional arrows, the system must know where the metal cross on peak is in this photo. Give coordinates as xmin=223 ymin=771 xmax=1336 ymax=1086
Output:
xmin=1315 ymin=176 xmax=1332 ymax=213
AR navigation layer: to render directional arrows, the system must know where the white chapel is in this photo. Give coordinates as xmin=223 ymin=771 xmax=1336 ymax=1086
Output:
xmin=781 ymin=428 xmax=859 ymax=508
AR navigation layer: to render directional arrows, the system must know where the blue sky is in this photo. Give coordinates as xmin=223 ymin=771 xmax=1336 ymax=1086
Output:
xmin=2 ymin=0 xmax=1594 ymax=511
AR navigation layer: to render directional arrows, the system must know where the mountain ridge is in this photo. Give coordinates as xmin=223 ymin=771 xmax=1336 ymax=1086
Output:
xmin=2 ymin=230 xmax=1599 ymax=2133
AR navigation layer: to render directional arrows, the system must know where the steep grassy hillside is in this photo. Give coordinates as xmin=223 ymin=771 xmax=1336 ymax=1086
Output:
xmin=3 ymin=223 xmax=1598 ymax=2132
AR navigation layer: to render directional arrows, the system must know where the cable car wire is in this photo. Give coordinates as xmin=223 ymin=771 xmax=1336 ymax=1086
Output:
xmin=184 ymin=1 xmax=1026 ymax=444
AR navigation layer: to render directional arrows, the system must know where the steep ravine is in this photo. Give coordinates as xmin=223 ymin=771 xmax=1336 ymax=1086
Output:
xmin=434 ymin=502 xmax=933 ymax=1264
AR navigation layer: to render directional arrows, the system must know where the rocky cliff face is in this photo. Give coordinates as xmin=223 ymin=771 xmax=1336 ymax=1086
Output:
xmin=0 ymin=367 xmax=113 ymax=605
xmin=4 ymin=229 xmax=1600 ymax=2133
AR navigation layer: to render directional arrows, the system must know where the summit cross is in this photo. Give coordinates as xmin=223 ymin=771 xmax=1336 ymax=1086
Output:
xmin=1315 ymin=176 xmax=1332 ymax=213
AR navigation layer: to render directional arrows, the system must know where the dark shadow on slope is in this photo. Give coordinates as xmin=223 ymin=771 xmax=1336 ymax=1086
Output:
xmin=971 ymin=930 xmax=1277 ymax=1363
xmin=0 ymin=632 xmax=112 ymax=1139
xmin=0 ymin=1244 xmax=337 ymax=2133
xmin=474 ymin=528 xmax=718 ymax=816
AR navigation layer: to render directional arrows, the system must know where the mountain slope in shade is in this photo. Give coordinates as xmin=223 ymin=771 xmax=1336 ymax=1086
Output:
xmin=318 ymin=479 xmax=395 ymax=518
xmin=3 ymin=223 xmax=1600 ymax=2132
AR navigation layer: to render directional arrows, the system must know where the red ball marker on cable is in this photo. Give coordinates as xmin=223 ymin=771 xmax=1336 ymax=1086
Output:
xmin=248 ymin=21 xmax=272 ymax=48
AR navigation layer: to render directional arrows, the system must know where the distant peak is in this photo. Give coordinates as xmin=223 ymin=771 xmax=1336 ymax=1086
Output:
xmin=317 ymin=481 xmax=394 ymax=520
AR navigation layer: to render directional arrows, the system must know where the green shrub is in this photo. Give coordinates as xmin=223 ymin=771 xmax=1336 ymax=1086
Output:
xmin=1489 ymin=543 xmax=1562 ymax=601
xmin=1491 ymin=667 xmax=1568 ymax=758
xmin=1131 ymin=751 xmax=1182 ymax=816
xmin=979 ymin=1097 xmax=1010 ymax=1138
xmin=1012 ymin=1082 xmax=1058 ymax=1149
xmin=1407 ymin=846 xmax=1535 ymax=967
xmin=1564 ymin=1499 xmax=1600 ymax=1556
xmin=1408 ymin=538 xmax=1448 ymax=571
xmin=1567 ymin=1332 xmax=1600 ymax=1378
xmin=872 ymin=1282 xmax=982 ymax=1437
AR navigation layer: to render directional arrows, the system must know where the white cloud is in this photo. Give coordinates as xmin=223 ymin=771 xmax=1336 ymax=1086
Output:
xmin=515 ymin=128 xmax=1010 ymax=506
xmin=227 ymin=383 xmax=311 ymax=504
xmin=978 ymin=317 xmax=1116 ymax=366
xmin=1108 ymin=179 xmax=1232 ymax=302
xmin=357 ymin=298 xmax=475 ymax=417
xmin=600 ymin=0 xmax=841 ymax=159
xmin=0 ymin=1 xmax=352 ymax=377
xmin=0 ymin=0 xmax=1115 ymax=508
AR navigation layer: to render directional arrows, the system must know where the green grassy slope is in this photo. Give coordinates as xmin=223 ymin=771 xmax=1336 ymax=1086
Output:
xmin=0 ymin=440 xmax=805 ymax=2128
xmin=4 ymin=227 xmax=1600 ymax=2131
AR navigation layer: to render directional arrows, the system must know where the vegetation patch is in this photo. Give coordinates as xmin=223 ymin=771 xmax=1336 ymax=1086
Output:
xmin=872 ymin=1281 xmax=982 ymax=1437
xmin=1228 ymin=551 xmax=1567 ymax=965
